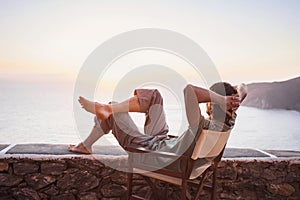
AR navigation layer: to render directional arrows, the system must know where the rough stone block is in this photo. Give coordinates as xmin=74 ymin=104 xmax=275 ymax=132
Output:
xmin=102 ymin=198 xmax=124 ymax=200
xmin=14 ymin=162 xmax=39 ymax=175
xmin=78 ymin=192 xmax=99 ymax=200
xmin=110 ymin=171 xmax=127 ymax=185
xmin=0 ymin=186 xmax=12 ymax=199
xmin=57 ymin=170 xmax=99 ymax=191
xmin=100 ymin=167 xmax=115 ymax=177
xmin=239 ymin=162 xmax=261 ymax=178
xmin=217 ymin=166 xmax=237 ymax=180
xmin=261 ymin=168 xmax=277 ymax=180
xmin=0 ymin=174 xmax=23 ymax=187
xmin=267 ymin=183 xmax=296 ymax=197
xmin=41 ymin=161 xmax=67 ymax=175
xmin=40 ymin=184 xmax=59 ymax=196
xmin=0 ymin=162 xmax=9 ymax=172
xmin=67 ymin=158 xmax=104 ymax=171
xmin=51 ymin=193 xmax=76 ymax=200
xmin=219 ymin=192 xmax=239 ymax=199
xmin=270 ymin=161 xmax=288 ymax=171
xmin=25 ymin=173 xmax=56 ymax=190
xmin=12 ymin=188 xmax=40 ymax=200
xmin=100 ymin=183 xmax=127 ymax=198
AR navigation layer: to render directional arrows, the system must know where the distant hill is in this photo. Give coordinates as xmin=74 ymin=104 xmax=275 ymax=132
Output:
xmin=242 ymin=77 xmax=300 ymax=112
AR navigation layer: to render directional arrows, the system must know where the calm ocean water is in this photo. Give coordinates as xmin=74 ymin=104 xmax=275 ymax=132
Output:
xmin=1 ymin=80 xmax=300 ymax=151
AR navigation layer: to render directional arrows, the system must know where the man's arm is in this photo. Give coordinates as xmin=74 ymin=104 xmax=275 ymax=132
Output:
xmin=183 ymin=84 xmax=240 ymax=128
xmin=185 ymin=84 xmax=240 ymax=110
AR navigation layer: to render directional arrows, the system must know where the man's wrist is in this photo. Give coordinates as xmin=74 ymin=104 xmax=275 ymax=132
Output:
xmin=211 ymin=92 xmax=224 ymax=105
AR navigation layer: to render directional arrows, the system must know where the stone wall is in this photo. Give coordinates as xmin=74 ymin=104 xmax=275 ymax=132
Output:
xmin=0 ymin=156 xmax=299 ymax=199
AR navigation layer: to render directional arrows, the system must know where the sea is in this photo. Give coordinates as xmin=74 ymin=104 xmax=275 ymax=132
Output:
xmin=1 ymin=79 xmax=300 ymax=151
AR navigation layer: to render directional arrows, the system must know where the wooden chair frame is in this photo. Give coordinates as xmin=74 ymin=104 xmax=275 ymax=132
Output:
xmin=125 ymin=129 xmax=230 ymax=200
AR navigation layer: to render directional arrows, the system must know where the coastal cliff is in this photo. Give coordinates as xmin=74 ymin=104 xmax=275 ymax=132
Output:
xmin=242 ymin=77 xmax=300 ymax=112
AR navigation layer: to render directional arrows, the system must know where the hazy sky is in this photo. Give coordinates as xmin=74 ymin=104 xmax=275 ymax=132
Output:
xmin=0 ymin=0 xmax=299 ymax=84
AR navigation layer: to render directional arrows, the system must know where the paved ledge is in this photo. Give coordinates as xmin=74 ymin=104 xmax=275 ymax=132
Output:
xmin=3 ymin=144 xmax=127 ymax=156
xmin=1 ymin=144 xmax=300 ymax=159
xmin=264 ymin=150 xmax=300 ymax=157
xmin=0 ymin=144 xmax=9 ymax=151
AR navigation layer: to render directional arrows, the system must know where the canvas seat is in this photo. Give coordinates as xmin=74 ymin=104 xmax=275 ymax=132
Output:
xmin=125 ymin=129 xmax=231 ymax=200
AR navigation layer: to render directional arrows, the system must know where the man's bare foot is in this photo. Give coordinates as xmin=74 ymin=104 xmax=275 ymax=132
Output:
xmin=68 ymin=143 xmax=92 ymax=154
xmin=78 ymin=96 xmax=112 ymax=119
xmin=78 ymin=96 xmax=96 ymax=114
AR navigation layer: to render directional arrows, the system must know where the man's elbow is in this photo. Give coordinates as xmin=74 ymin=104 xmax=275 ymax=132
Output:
xmin=183 ymin=84 xmax=194 ymax=94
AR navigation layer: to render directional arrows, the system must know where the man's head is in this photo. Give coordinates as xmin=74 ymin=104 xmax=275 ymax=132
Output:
xmin=206 ymin=82 xmax=237 ymax=122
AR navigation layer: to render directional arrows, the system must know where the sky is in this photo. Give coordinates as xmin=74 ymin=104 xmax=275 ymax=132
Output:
xmin=0 ymin=0 xmax=299 ymax=85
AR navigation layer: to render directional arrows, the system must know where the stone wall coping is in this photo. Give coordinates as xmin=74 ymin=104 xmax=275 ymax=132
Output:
xmin=1 ymin=143 xmax=300 ymax=162
xmin=224 ymin=157 xmax=300 ymax=163
xmin=0 ymin=154 xmax=128 ymax=161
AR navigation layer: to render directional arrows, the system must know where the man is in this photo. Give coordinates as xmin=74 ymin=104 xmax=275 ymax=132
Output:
xmin=68 ymin=82 xmax=247 ymax=157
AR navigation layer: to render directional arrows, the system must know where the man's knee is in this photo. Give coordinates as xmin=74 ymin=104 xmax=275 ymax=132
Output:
xmin=152 ymin=89 xmax=163 ymax=103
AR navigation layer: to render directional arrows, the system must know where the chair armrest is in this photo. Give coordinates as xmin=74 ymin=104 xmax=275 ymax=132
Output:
xmin=125 ymin=146 xmax=181 ymax=159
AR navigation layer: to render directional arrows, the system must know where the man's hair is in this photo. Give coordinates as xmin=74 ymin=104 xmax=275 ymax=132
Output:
xmin=209 ymin=82 xmax=237 ymax=125
xmin=210 ymin=82 xmax=237 ymax=96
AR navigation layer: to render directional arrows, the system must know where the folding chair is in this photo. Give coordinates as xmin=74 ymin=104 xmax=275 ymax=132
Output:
xmin=125 ymin=129 xmax=231 ymax=200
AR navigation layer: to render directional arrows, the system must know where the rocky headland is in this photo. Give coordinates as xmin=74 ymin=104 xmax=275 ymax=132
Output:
xmin=242 ymin=77 xmax=300 ymax=112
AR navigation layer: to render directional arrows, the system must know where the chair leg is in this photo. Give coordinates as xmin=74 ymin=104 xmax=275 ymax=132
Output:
xmin=127 ymin=172 xmax=133 ymax=200
xmin=181 ymin=179 xmax=187 ymax=200
xmin=211 ymin=164 xmax=218 ymax=200
xmin=164 ymin=183 xmax=169 ymax=199
xmin=193 ymin=169 xmax=208 ymax=200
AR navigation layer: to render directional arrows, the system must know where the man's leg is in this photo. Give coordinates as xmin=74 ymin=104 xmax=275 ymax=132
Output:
xmin=69 ymin=113 xmax=145 ymax=154
xmin=69 ymin=89 xmax=168 ymax=154
xmin=68 ymin=127 xmax=103 ymax=154
xmin=68 ymin=117 xmax=111 ymax=154
xmin=70 ymin=95 xmax=145 ymax=153
xmin=78 ymin=95 xmax=141 ymax=119
xmin=70 ymin=95 xmax=142 ymax=154
xmin=134 ymin=89 xmax=169 ymax=136
xmin=78 ymin=89 xmax=168 ymax=136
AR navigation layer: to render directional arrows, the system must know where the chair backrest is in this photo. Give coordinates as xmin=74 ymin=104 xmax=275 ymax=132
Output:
xmin=191 ymin=129 xmax=231 ymax=160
